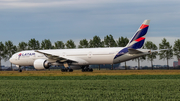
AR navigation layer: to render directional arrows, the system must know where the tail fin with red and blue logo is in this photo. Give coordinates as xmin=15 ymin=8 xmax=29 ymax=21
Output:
xmin=126 ymin=20 xmax=150 ymax=49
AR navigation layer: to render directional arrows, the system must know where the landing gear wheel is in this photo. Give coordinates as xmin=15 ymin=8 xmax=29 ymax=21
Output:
xmin=82 ymin=68 xmax=93 ymax=72
xmin=18 ymin=66 xmax=22 ymax=72
xmin=61 ymin=69 xmax=65 ymax=72
xmin=61 ymin=68 xmax=73 ymax=72
xmin=19 ymin=69 xmax=22 ymax=72
xmin=61 ymin=68 xmax=67 ymax=72
xmin=69 ymin=69 xmax=73 ymax=72
xmin=89 ymin=68 xmax=93 ymax=72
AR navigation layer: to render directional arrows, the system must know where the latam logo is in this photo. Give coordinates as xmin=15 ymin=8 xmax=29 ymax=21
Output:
xmin=18 ymin=53 xmax=22 ymax=57
xmin=18 ymin=53 xmax=35 ymax=59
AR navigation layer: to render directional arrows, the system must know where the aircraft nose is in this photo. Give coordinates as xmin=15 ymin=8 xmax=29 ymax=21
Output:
xmin=9 ymin=57 xmax=13 ymax=63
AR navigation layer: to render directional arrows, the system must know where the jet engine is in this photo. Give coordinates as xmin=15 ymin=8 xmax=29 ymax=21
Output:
xmin=33 ymin=59 xmax=51 ymax=70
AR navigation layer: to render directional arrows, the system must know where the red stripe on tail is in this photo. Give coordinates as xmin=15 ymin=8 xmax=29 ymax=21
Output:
xmin=140 ymin=24 xmax=149 ymax=29
xmin=135 ymin=37 xmax=145 ymax=42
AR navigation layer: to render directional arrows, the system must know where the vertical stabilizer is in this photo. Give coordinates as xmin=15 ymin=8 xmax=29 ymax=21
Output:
xmin=126 ymin=20 xmax=150 ymax=49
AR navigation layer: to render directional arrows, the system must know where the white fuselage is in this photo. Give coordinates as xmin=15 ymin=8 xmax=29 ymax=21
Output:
xmin=9 ymin=47 xmax=149 ymax=67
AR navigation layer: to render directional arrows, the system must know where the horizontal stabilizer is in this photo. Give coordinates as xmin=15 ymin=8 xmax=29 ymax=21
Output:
xmin=128 ymin=48 xmax=143 ymax=54
xmin=150 ymin=49 xmax=168 ymax=53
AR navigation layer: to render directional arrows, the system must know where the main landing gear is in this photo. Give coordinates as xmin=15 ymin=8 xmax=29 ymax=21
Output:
xmin=61 ymin=68 xmax=73 ymax=72
xmin=81 ymin=65 xmax=93 ymax=72
xmin=61 ymin=63 xmax=73 ymax=72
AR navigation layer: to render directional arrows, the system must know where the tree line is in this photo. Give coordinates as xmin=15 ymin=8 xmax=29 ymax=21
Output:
xmin=0 ymin=34 xmax=180 ymax=70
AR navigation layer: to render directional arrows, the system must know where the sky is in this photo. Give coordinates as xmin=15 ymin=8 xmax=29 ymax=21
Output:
xmin=0 ymin=0 xmax=180 ymax=67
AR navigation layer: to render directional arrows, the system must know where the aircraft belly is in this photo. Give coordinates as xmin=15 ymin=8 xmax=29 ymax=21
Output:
xmin=70 ymin=66 xmax=82 ymax=70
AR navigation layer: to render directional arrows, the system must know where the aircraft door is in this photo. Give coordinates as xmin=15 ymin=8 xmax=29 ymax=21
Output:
xmin=62 ymin=52 xmax=66 ymax=57
xmin=88 ymin=52 xmax=92 ymax=58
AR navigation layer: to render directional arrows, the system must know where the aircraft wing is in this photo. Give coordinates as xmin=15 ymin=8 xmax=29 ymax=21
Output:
xmin=150 ymin=49 xmax=168 ymax=53
xmin=35 ymin=50 xmax=88 ymax=64
xmin=35 ymin=50 xmax=76 ymax=63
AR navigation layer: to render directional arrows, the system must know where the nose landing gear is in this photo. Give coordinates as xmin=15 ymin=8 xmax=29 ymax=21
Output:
xmin=19 ymin=69 xmax=22 ymax=72
xmin=16 ymin=65 xmax=22 ymax=72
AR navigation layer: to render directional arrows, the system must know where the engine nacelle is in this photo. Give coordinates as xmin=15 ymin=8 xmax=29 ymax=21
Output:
xmin=33 ymin=59 xmax=51 ymax=70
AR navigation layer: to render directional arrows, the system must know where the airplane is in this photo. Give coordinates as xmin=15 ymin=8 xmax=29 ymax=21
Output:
xmin=9 ymin=20 xmax=151 ymax=72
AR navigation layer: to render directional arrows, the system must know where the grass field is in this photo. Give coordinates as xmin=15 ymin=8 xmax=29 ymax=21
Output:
xmin=1 ymin=70 xmax=180 ymax=76
xmin=1 ymin=70 xmax=180 ymax=100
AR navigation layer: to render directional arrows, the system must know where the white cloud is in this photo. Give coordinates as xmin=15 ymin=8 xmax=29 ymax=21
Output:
xmin=1 ymin=0 xmax=178 ymax=10
xmin=0 ymin=0 xmax=114 ymax=9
